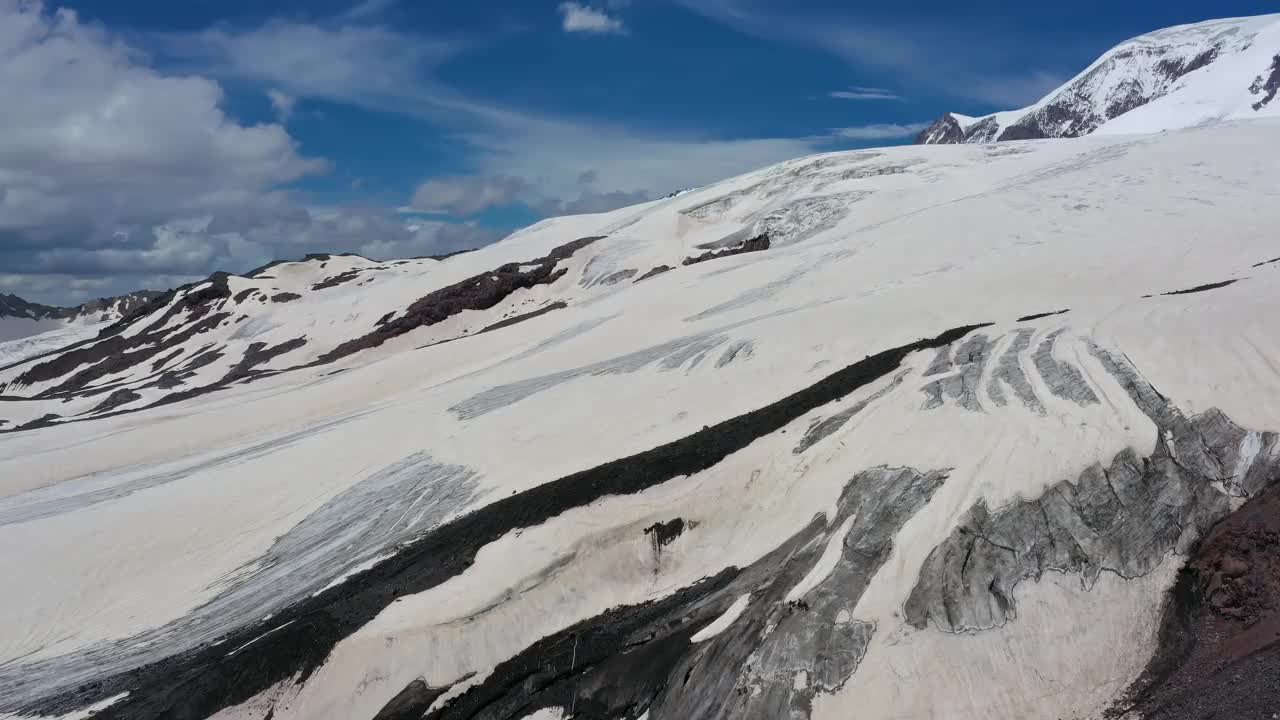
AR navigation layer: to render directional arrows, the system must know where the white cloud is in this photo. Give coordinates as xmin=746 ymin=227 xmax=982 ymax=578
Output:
xmin=0 ymin=2 xmax=323 ymax=236
xmin=831 ymin=122 xmax=930 ymax=140
xmin=676 ymin=0 xmax=1071 ymax=109
xmin=829 ymin=86 xmax=904 ymax=101
xmin=0 ymin=2 xmax=499 ymax=305
xmin=160 ymin=20 xmax=466 ymax=118
xmin=559 ymin=2 xmax=628 ymax=35
xmin=267 ymin=89 xmax=296 ymax=121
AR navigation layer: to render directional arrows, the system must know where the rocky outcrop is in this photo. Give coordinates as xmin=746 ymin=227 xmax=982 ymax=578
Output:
xmin=914 ymin=114 xmax=965 ymax=145
xmin=683 ymin=235 xmax=770 ymax=266
xmin=0 ymin=293 xmax=64 ymax=321
xmin=1114 ymin=480 xmax=1280 ymax=719
xmin=1250 ymin=54 xmax=1280 ymax=110
xmin=318 ymin=237 xmax=605 ymax=364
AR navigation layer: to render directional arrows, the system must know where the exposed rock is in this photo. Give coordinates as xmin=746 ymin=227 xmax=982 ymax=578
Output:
xmin=1016 ymin=309 xmax=1070 ymax=322
xmin=224 ymin=338 xmax=308 ymax=382
xmin=424 ymin=466 xmax=947 ymax=720
xmin=1112 ymin=480 xmax=1280 ymax=720
xmin=636 ymin=265 xmax=673 ymax=282
xmin=795 ymin=370 xmax=907 ymax=454
xmin=25 ymin=310 xmax=231 ymax=397
xmin=1155 ymin=278 xmax=1240 ymax=296
xmin=318 ymin=237 xmax=605 ymax=364
xmin=373 ymin=679 xmax=450 ymax=720
xmin=311 ymin=270 xmax=362 ymax=291
xmin=0 ymin=293 xmax=64 ymax=321
xmin=644 ymin=518 xmax=688 ymax=550
xmin=906 ymin=346 xmax=1280 ymax=635
xmin=683 ymin=235 xmax=770 ymax=266
xmin=90 ymin=389 xmax=142 ymax=415
xmin=915 ymin=114 xmax=965 ymax=145
xmin=23 ymin=323 xmax=986 ymax=719
xmin=270 ymin=293 xmax=302 ymax=304
xmin=1250 ymin=54 xmax=1280 ymax=110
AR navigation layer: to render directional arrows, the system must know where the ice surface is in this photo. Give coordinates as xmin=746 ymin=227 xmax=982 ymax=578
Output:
xmin=1 ymin=116 xmax=1280 ymax=720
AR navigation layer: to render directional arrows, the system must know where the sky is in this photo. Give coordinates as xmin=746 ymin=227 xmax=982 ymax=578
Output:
xmin=1 ymin=0 xmax=1275 ymax=305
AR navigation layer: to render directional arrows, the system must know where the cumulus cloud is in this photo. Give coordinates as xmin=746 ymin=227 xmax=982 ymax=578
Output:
xmin=831 ymin=122 xmax=930 ymax=140
xmin=0 ymin=2 xmax=498 ymax=306
xmin=559 ymin=2 xmax=628 ymax=35
xmin=829 ymin=86 xmax=904 ymax=101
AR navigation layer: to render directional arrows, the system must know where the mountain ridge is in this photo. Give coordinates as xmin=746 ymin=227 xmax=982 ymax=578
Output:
xmin=916 ymin=13 xmax=1280 ymax=144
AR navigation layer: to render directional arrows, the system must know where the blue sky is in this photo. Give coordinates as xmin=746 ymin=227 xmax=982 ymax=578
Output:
xmin=2 ymin=0 xmax=1276 ymax=304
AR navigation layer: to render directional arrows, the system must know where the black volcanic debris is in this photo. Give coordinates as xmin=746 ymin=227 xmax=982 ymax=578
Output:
xmin=644 ymin=518 xmax=688 ymax=551
xmin=225 ymin=338 xmax=309 ymax=382
xmin=1016 ymin=309 xmax=1070 ymax=322
xmin=422 ymin=466 xmax=945 ymax=720
xmin=635 ymin=265 xmax=673 ymax=282
xmin=40 ymin=322 xmax=986 ymax=720
xmin=246 ymin=253 xmax=363 ymax=278
xmin=89 ymin=389 xmax=142 ymax=414
xmin=318 ymin=236 xmax=605 ymax=363
xmin=373 ymin=679 xmax=451 ymax=720
xmin=149 ymin=349 xmax=184 ymax=373
xmin=1157 ymin=279 xmax=1240 ymax=296
xmin=311 ymin=270 xmax=362 ymax=291
xmin=1251 ymin=54 xmax=1280 ymax=110
xmin=682 ymin=234 xmax=770 ymax=266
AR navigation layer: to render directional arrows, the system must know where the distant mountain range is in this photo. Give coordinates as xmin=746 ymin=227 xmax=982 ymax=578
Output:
xmin=0 ymin=290 xmax=164 ymax=344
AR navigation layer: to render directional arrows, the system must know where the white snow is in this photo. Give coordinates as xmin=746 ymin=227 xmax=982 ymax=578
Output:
xmin=785 ymin=515 xmax=856 ymax=603
xmin=938 ymin=13 xmax=1280 ymax=142
xmin=691 ymin=594 xmax=752 ymax=643
xmin=1 ymin=117 xmax=1279 ymax=719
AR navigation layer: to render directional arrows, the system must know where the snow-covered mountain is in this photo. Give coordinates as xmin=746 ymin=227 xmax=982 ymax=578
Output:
xmin=3 ymin=102 xmax=1280 ymax=720
xmin=917 ymin=13 xmax=1280 ymax=144
xmin=0 ymin=290 xmax=164 ymax=362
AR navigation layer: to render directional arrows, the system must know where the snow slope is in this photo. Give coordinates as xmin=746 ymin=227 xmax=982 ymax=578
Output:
xmin=0 ymin=291 xmax=164 ymax=361
xmin=917 ymin=13 xmax=1280 ymax=143
xmin=2 ymin=120 xmax=1280 ymax=720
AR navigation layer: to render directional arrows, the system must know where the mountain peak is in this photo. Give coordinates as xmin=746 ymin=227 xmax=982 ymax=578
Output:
xmin=918 ymin=13 xmax=1280 ymax=144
